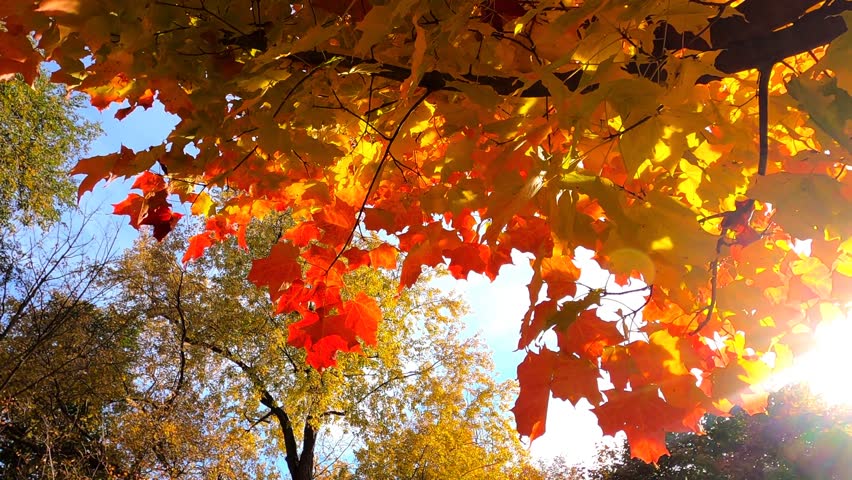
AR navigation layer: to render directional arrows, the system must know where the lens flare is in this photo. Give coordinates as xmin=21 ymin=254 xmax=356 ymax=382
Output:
xmin=788 ymin=312 xmax=852 ymax=405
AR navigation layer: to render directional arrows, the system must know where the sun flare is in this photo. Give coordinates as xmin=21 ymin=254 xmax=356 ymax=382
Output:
xmin=788 ymin=312 xmax=852 ymax=405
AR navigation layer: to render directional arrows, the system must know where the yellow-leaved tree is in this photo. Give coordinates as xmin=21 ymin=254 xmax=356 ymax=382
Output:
xmin=107 ymin=218 xmax=530 ymax=480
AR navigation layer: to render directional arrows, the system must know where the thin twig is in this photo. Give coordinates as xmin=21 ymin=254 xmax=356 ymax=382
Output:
xmin=324 ymin=90 xmax=432 ymax=275
xmin=155 ymin=1 xmax=247 ymax=35
xmin=691 ymin=250 xmax=720 ymax=335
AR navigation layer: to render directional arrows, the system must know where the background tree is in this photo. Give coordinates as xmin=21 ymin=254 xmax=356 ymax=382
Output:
xmin=350 ymin=335 xmax=522 ymax=479
xmin=0 ymin=219 xmax=133 ymax=479
xmin=107 ymin=219 xmax=530 ymax=480
xmin=0 ymin=73 xmax=99 ymax=229
xmin=589 ymin=385 xmax=852 ymax=480
xmin=0 ymin=70 xmax=118 ymax=478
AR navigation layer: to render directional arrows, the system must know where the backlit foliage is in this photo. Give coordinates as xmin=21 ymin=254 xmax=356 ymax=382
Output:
xmin=2 ymin=0 xmax=851 ymax=462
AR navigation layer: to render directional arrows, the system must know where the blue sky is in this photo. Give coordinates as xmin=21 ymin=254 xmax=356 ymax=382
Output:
xmin=75 ymin=99 xmax=616 ymax=466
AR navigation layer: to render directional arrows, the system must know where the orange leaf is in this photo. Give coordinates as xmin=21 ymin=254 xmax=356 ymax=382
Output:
xmin=557 ymin=309 xmax=624 ymax=360
xmin=284 ymin=222 xmax=321 ymax=247
xmin=398 ymin=223 xmax=462 ymax=287
xmin=183 ymin=232 xmax=215 ymax=263
xmin=368 ymin=243 xmax=398 ymax=269
xmin=34 ymin=0 xmax=80 ymax=15
xmin=287 ymin=293 xmax=381 ymax=370
xmin=541 ymin=255 xmax=580 ymax=300
xmin=71 ymin=146 xmax=149 ymax=200
xmin=512 ymin=350 xmax=556 ymax=441
xmin=315 ymin=201 xmax=357 ymax=246
xmin=595 ymin=387 xmax=690 ymax=463
xmin=247 ymin=242 xmax=303 ymax=302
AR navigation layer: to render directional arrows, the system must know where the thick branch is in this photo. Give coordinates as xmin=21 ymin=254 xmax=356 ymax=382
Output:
xmin=286 ymin=0 xmax=849 ymax=98
xmin=289 ymin=50 xmax=585 ymax=97
xmin=296 ymin=420 xmax=317 ymax=480
xmin=713 ymin=0 xmax=850 ymax=73
xmin=180 ymin=334 xmax=306 ymax=479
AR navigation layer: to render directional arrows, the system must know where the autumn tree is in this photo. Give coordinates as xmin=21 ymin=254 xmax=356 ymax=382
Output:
xmin=108 ymin=220 xmax=528 ymax=480
xmin=0 ymin=218 xmax=134 ymax=479
xmin=350 ymin=336 xmax=523 ymax=479
xmin=2 ymin=0 xmax=851 ymax=463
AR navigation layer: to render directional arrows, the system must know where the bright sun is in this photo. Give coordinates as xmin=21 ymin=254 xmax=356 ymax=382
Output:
xmin=787 ymin=312 xmax=852 ymax=405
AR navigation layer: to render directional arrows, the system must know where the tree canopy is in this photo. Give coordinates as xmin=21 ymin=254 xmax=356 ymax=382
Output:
xmin=108 ymin=222 xmax=529 ymax=480
xmin=0 ymin=218 xmax=130 ymax=478
xmin=1 ymin=216 xmax=532 ymax=479
xmin=1 ymin=0 xmax=851 ymax=463
xmin=0 ymin=73 xmax=98 ymax=229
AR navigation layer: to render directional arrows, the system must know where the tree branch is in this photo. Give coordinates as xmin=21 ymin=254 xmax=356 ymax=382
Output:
xmin=281 ymin=1 xmax=849 ymax=98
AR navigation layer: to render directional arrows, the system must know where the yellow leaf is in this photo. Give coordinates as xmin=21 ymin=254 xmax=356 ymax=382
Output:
xmin=791 ymin=257 xmax=832 ymax=298
xmin=749 ymin=173 xmax=852 ymax=239
xmin=191 ymin=191 xmax=215 ymax=217
xmin=786 ymin=76 xmax=852 ymax=154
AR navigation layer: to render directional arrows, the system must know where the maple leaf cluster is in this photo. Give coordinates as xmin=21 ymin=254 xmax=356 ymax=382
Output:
xmin=3 ymin=0 xmax=851 ymax=463
xmin=113 ymin=171 xmax=182 ymax=241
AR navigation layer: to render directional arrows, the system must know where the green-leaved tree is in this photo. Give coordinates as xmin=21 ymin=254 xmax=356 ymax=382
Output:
xmin=0 ymin=73 xmax=99 ymax=229
xmin=588 ymin=385 xmax=852 ymax=480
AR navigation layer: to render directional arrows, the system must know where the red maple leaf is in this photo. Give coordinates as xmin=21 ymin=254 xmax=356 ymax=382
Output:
xmin=112 ymin=189 xmax=182 ymax=241
xmin=519 ymin=300 xmax=556 ymax=349
xmin=557 ymin=309 xmax=624 ymax=360
xmin=288 ymin=292 xmax=381 ymax=369
xmin=131 ymin=170 xmax=167 ymax=193
xmin=512 ymin=348 xmax=604 ymax=441
xmin=144 ymin=203 xmax=183 ymax=241
xmin=445 ymin=243 xmax=491 ymax=280
xmin=551 ymin=354 xmax=604 ymax=406
xmin=512 ymin=350 xmax=556 ymax=441
xmin=398 ymin=223 xmax=462 ymax=287
xmin=112 ymin=193 xmax=145 ymax=229
xmin=500 ymin=215 xmax=554 ymax=256
xmin=595 ymin=387 xmax=695 ymax=463
xmin=342 ymin=248 xmax=371 ymax=269
xmin=602 ymin=346 xmax=634 ymax=391
xmin=247 ymin=242 xmax=303 ymax=302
